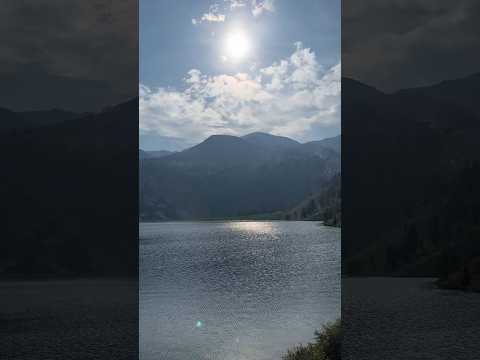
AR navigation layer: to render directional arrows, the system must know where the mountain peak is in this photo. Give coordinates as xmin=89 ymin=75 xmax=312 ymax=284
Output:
xmin=242 ymin=132 xmax=300 ymax=149
xmin=167 ymin=134 xmax=258 ymax=166
xmin=243 ymin=131 xmax=273 ymax=137
xmin=201 ymin=134 xmax=247 ymax=147
xmin=205 ymin=134 xmax=241 ymax=141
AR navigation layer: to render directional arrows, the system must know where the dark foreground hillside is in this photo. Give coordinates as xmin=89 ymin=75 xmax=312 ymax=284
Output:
xmin=342 ymin=73 xmax=480 ymax=277
xmin=0 ymin=99 xmax=138 ymax=278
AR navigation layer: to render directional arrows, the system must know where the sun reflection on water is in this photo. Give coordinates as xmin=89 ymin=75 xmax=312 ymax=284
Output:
xmin=226 ymin=221 xmax=276 ymax=234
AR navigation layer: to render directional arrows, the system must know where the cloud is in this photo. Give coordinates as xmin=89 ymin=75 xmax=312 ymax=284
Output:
xmin=229 ymin=0 xmax=247 ymax=10
xmin=252 ymin=0 xmax=275 ymax=17
xmin=343 ymin=0 xmax=480 ymax=91
xmin=193 ymin=3 xmax=226 ymax=24
xmin=140 ymin=43 xmax=340 ymax=144
xmin=0 ymin=0 xmax=137 ymax=111
xmin=201 ymin=12 xmax=226 ymax=22
xmin=193 ymin=0 xmax=275 ymax=26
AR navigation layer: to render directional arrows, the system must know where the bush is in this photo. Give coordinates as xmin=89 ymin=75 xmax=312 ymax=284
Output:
xmin=283 ymin=319 xmax=341 ymax=360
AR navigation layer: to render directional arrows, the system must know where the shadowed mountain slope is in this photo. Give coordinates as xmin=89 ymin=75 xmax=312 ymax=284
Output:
xmin=242 ymin=132 xmax=301 ymax=150
xmin=0 ymin=99 xmax=138 ymax=278
xmin=140 ymin=133 xmax=340 ymax=221
xmin=1 ymin=107 xmax=81 ymax=133
xmin=343 ymin=74 xmax=480 ymax=276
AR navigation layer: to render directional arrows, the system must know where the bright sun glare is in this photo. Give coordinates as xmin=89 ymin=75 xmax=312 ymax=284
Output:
xmin=224 ymin=29 xmax=250 ymax=62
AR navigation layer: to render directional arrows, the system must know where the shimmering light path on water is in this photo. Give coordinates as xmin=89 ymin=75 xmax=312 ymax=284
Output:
xmin=140 ymin=221 xmax=340 ymax=360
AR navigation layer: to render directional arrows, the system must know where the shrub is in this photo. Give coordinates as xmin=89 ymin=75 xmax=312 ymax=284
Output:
xmin=282 ymin=319 xmax=341 ymax=360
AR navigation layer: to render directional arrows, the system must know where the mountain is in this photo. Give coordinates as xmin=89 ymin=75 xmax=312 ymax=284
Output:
xmin=299 ymin=137 xmax=341 ymax=173
xmin=0 ymin=107 xmax=81 ymax=133
xmin=342 ymin=74 xmax=480 ymax=276
xmin=285 ymin=174 xmax=341 ymax=226
xmin=396 ymin=72 xmax=480 ymax=118
xmin=147 ymin=150 xmax=173 ymax=158
xmin=140 ymin=132 xmax=340 ymax=221
xmin=0 ymin=99 xmax=138 ymax=278
xmin=139 ymin=149 xmax=173 ymax=159
xmin=302 ymin=135 xmax=340 ymax=154
xmin=139 ymin=131 xmax=193 ymax=152
xmin=242 ymin=132 xmax=300 ymax=150
xmin=18 ymin=109 xmax=82 ymax=128
xmin=165 ymin=134 xmax=266 ymax=168
xmin=139 ymin=149 xmax=149 ymax=159
xmin=0 ymin=107 xmax=27 ymax=131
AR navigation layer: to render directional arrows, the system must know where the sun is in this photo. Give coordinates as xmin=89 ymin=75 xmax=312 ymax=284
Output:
xmin=223 ymin=29 xmax=251 ymax=62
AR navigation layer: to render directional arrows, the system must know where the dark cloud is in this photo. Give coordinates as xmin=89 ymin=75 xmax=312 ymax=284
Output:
xmin=0 ymin=0 xmax=137 ymax=111
xmin=343 ymin=0 xmax=480 ymax=92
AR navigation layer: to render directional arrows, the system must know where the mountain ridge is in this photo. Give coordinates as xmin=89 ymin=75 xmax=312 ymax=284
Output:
xmin=140 ymin=132 xmax=340 ymax=221
xmin=342 ymin=73 xmax=480 ymax=277
xmin=1 ymin=98 xmax=139 ymax=278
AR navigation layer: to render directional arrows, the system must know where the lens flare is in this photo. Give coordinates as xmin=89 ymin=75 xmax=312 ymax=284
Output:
xmin=224 ymin=29 xmax=250 ymax=62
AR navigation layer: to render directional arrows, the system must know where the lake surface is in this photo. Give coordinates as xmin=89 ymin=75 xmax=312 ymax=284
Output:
xmin=0 ymin=279 xmax=137 ymax=360
xmin=140 ymin=221 xmax=340 ymax=360
xmin=343 ymin=277 xmax=480 ymax=359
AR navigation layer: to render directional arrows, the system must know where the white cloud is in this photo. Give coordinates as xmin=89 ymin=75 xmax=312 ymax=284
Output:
xmin=251 ymin=0 xmax=275 ymax=17
xmin=228 ymin=0 xmax=247 ymax=9
xmin=140 ymin=43 xmax=340 ymax=143
xmin=194 ymin=0 xmax=275 ymax=26
xmin=201 ymin=12 xmax=226 ymax=22
xmin=193 ymin=3 xmax=226 ymax=24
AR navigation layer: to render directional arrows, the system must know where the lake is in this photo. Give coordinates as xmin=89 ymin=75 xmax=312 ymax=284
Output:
xmin=140 ymin=221 xmax=340 ymax=360
xmin=343 ymin=277 xmax=480 ymax=359
xmin=0 ymin=279 xmax=137 ymax=359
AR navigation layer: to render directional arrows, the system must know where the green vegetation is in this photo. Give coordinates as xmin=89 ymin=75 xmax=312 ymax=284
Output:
xmin=344 ymin=162 xmax=480 ymax=277
xmin=283 ymin=319 xmax=341 ymax=360
xmin=284 ymin=174 xmax=341 ymax=227
xmin=436 ymin=256 xmax=480 ymax=292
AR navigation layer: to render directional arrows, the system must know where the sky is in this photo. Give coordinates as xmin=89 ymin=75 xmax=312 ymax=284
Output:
xmin=140 ymin=0 xmax=340 ymax=151
xmin=343 ymin=0 xmax=480 ymax=92
xmin=0 ymin=0 xmax=137 ymax=112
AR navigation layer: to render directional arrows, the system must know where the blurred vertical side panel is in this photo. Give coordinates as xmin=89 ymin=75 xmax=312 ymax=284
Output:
xmin=0 ymin=1 xmax=139 ymax=359
xmin=342 ymin=1 xmax=480 ymax=359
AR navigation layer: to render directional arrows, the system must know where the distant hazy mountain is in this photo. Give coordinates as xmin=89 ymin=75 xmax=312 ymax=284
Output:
xmin=302 ymin=135 xmax=341 ymax=155
xmin=139 ymin=149 xmax=149 ymax=159
xmin=148 ymin=150 xmax=174 ymax=158
xmin=139 ymin=132 xmax=193 ymax=152
xmin=343 ymin=73 xmax=480 ymax=276
xmin=140 ymin=133 xmax=340 ymax=220
xmin=139 ymin=149 xmax=173 ymax=159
